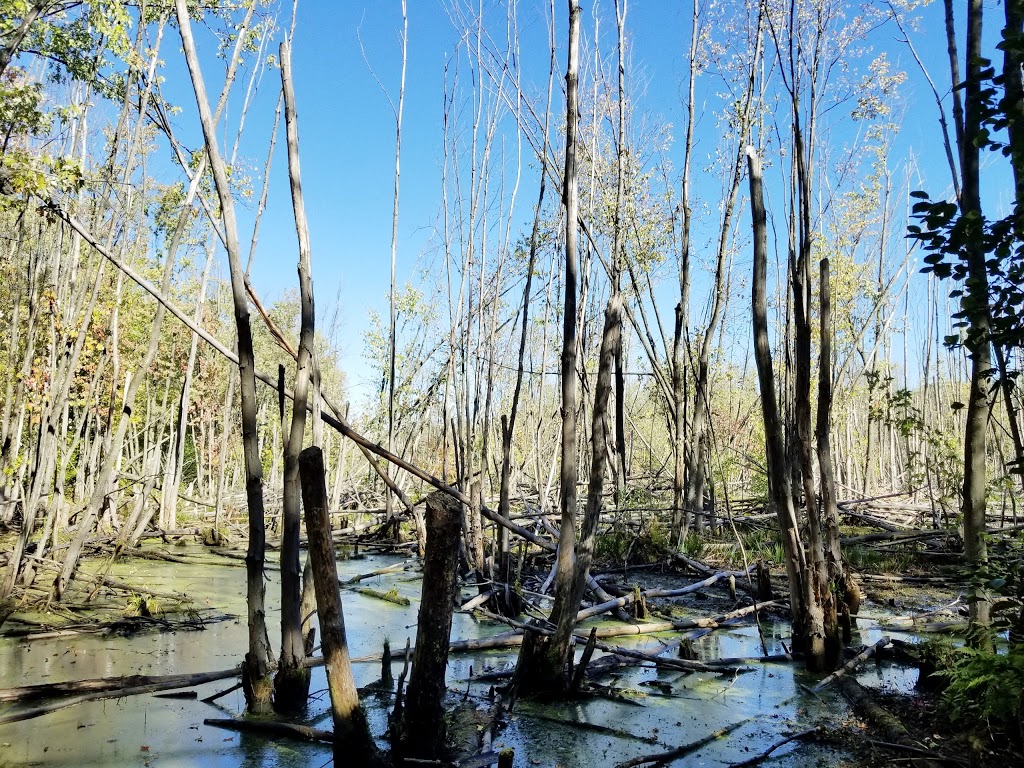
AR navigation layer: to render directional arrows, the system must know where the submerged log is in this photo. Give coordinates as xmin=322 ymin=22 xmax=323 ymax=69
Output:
xmin=837 ymin=677 xmax=945 ymax=768
xmin=614 ymin=718 xmax=752 ymax=768
xmin=812 ymin=637 xmax=890 ymax=692
xmin=204 ymin=717 xmax=333 ymax=743
xmin=0 ymin=669 xmax=241 ymax=725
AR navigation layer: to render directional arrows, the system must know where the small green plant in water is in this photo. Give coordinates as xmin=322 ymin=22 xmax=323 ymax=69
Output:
xmin=124 ymin=593 xmax=162 ymax=618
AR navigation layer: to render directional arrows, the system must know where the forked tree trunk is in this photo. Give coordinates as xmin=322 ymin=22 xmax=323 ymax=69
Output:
xmin=746 ymin=146 xmax=814 ymax=657
xmin=274 ymin=39 xmax=315 ymax=713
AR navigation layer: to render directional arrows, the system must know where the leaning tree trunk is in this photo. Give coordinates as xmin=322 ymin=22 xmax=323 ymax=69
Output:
xmin=175 ymin=0 xmax=274 ymax=712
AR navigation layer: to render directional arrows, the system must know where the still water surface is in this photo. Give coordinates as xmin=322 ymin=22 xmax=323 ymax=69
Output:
xmin=0 ymin=549 xmax=917 ymax=767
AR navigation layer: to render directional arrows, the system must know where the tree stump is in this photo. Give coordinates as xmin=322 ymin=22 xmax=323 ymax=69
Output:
xmin=395 ymin=491 xmax=463 ymax=761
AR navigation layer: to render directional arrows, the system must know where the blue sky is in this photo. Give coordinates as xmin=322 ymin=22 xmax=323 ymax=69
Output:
xmin=157 ymin=0 xmax=996 ymax=406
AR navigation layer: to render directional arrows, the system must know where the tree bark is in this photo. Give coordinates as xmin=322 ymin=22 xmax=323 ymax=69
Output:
xmin=299 ymin=447 xmax=381 ymax=767
xmin=175 ymin=0 xmax=274 ymax=711
xmin=274 ymin=39 xmax=316 ymax=713
xmin=542 ymin=0 xmax=582 ymax=684
xmin=398 ymin=491 xmax=463 ymax=761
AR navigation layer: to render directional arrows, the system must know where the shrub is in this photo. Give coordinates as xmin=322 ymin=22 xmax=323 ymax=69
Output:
xmin=938 ymin=644 xmax=1024 ymax=744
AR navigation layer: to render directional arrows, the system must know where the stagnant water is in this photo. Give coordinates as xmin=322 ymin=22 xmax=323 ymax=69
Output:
xmin=0 ymin=547 xmax=923 ymax=767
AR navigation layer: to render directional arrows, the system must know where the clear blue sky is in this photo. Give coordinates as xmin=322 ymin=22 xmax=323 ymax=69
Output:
xmin=161 ymin=0 xmax=991 ymax=406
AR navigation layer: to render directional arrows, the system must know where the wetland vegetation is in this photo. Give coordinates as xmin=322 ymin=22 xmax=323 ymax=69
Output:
xmin=2 ymin=0 xmax=1024 ymax=766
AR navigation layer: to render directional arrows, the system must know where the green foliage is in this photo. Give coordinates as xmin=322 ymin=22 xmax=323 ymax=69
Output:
xmin=727 ymin=528 xmax=785 ymax=568
xmin=681 ymin=531 xmax=705 ymax=559
xmin=865 ymin=370 xmax=965 ymax=503
xmin=124 ymin=593 xmax=162 ymax=618
xmin=595 ymin=516 xmax=669 ymax=565
xmin=619 ymin=486 xmax=654 ymax=509
xmin=181 ymin=429 xmax=199 ymax=488
xmin=844 ymin=542 xmax=917 ymax=573
xmin=909 ymin=45 xmax=1024 ymax=428
xmin=937 ymin=644 xmax=1024 ymax=742
xmin=260 ymin=442 xmax=273 ymax=478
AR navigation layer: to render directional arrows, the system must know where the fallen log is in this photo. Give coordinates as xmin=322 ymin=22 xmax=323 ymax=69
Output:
xmin=811 ymin=637 xmax=890 ymax=692
xmin=576 ymin=571 xmax=739 ymax=621
xmin=840 ymin=529 xmax=958 ymax=546
xmin=0 ymin=669 xmax=238 ymax=704
xmin=341 ymin=559 xmax=416 ymax=586
xmin=354 ymin=587 xmax=412 ymax=606
xmin=727 ymin=727 xmax=819 ymax=768
xmin=590 ymin=640 xmax=751 ymax=675
xmin=0 ymin=668 xmax=240 ymax=725
xmin=670 ymin=555 xmax=759 ymax=594
xmin=204 ymin=717 xmax=333 ymax=742
xmin=613 ymin=718 xmax=751 ymax=768
xmin=460 ymin=590 xmax=494 ymax=612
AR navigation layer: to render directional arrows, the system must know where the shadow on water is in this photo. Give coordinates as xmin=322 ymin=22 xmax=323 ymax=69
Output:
xmin=0 ymin=548 xmax=921 ymax=767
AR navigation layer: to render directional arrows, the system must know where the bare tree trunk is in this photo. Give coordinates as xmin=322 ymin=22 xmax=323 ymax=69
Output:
xmin=385 ymin=0 xmax=408 ymax=533
xmin=299 ymin=447 xmax=381 ymax=766
xmin=746 ymin=146 xmax=810 ymax=651
xmin=670 ymin=0 xmax=699 ymax=547
xmin=611 ymin=0 xmax=629 ymax=507
xmin=958 ymin=0 xmax=993 ymax=636
xmin=163 ymin=242 xmax=215 ymax=530
xmin=543 ymin=0 xmax=583 ymax=683
xmin=175 ymin=0 xmax=274 ymax=712
xmin=274 ymin=39 xmax=316 ymax=713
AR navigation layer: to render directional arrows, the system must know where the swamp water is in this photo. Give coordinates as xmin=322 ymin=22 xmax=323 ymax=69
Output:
xmin=0 ymin=548 xmax=922 ymax=767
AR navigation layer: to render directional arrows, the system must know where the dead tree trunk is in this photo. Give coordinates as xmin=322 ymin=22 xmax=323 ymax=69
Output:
xmin=396 ymin=491 xmax=463 ymax=761
xmin=298 ymin=447 xmax=381 ymax=767
xmin=817 ymin=258 xmax=855 ymax=639
xmin=535 ymin=0 xmax=582 ymax=687
xmin=175 ymin=0 xmax=274 ymax=712
xmin=746 ymin=146 xmax=810 ymax=651
xmin=274 ymin=39 xmax=315 ymax=713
